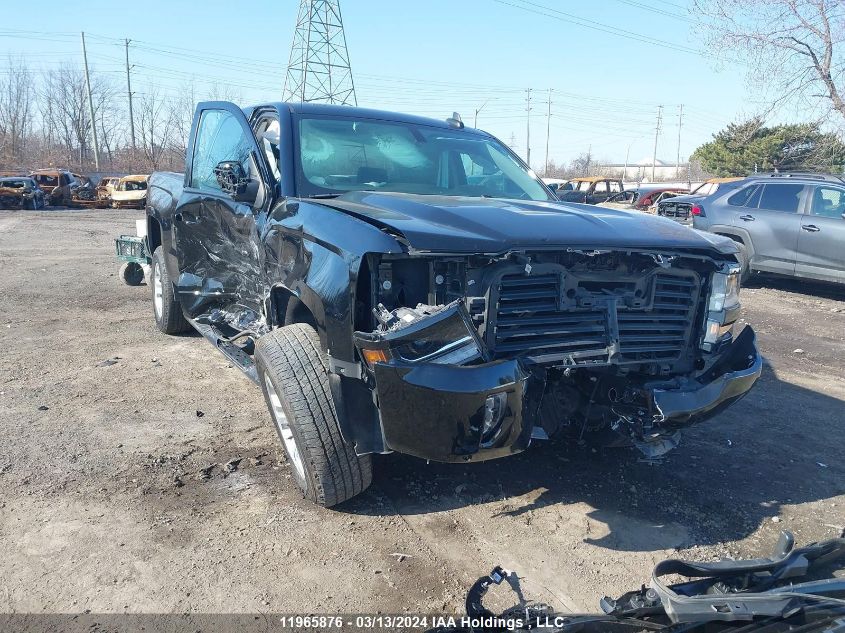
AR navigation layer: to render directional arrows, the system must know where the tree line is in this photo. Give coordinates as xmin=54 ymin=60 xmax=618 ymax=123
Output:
xmin=0 ymin=57 xmax=239 ymax=175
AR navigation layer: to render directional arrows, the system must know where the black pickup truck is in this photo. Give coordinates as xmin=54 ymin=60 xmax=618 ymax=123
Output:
xmin=146 ymin=101 xmax=762 ymax=507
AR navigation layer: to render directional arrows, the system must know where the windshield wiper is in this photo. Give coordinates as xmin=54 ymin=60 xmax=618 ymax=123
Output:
xmin=307 ymin=193 xmax=341 ymax=199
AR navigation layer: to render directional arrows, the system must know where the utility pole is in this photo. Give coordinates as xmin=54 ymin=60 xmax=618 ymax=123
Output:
xmin=525 ymin=88 xmax=532 ymax=167
xmin=125 ymin=39 xmax=136 ymax=150
xmin=544 ymin=88 xmax=552 ymax=176
xmin=81 ymin=32 xmax=100 ymax=170
xmin=651 ymin=105 xmax=663 ymax=182
xmin=473 ymin=99 xmax=489 ymax=128
xmin=676 ymin=104 xmax=683 ymax=177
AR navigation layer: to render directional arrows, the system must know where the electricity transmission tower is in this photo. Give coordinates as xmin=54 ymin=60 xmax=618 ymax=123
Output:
xmin=283 ymin=0 xmax=357 ymax=105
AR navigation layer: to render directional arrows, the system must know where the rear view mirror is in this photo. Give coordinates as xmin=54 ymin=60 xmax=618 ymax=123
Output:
xmin=213 ymin=160 xmax=257 ymax=203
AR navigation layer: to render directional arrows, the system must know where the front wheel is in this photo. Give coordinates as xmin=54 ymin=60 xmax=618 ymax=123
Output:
xmin=150 ymin=247 xmax=191 ymax=334
xmin=255 ymin=323 xmax=372 ymax=507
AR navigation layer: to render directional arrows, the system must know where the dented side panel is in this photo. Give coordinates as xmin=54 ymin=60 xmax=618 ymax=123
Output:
xmin=261 ymin=199 xmax=405 ymax=359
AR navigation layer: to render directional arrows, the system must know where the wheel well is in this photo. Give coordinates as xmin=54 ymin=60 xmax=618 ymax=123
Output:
xmin=147 ymin=217 xmax=162 ymax=254
xmin=271 ymin=287 xmax=318 ymax=330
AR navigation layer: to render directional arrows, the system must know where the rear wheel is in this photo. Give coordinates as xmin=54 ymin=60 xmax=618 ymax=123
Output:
xmin=255 ymin=323 xmax=372 ymax=507
xmin=150 ymin=247 xmax=191 ymax=334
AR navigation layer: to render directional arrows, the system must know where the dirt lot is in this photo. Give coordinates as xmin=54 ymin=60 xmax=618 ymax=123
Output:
xmin=0 ymin=209 xmax=843 ymax=615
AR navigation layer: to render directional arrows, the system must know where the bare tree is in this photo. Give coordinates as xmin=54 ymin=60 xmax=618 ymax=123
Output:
xmin=0 ymin=57 xmax=34 ymax=169
xmin=694 ymin=0 xmax=845 ymax=124
xmin=136 ymin=87 xmax=176 ymax=171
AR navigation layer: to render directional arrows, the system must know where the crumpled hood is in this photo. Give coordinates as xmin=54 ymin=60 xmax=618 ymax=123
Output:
xmin=321 ymin=191 xmax=738 ymax=256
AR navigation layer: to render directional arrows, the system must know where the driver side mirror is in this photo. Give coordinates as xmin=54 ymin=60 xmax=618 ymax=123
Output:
xmin=214 ymin=160 xmax=258 ymax=204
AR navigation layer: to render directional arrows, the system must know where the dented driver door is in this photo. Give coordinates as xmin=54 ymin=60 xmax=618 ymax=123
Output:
xmin=174 ymin=102 xmax=268 ymax=318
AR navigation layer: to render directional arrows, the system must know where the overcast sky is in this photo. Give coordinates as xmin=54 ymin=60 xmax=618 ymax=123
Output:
xmin=2 ymin=0 xmax=771 ymax=169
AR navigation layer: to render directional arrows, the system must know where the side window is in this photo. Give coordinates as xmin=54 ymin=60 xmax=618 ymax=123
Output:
xmin=256 ymin=117 xmax=281 ymax=181
xmin=811 ymin=186 xmax=845 ymax=219
xmin=190 ymin=109 xmax=254 ymax=192
xmin=727 ymin=185 xmax=759 ymax=207
xmin=609 ymin=180 xmax=621 ymax=193
xmin=758 ymin=184 xmax=804 ymax=213
xmin=593 ymin=181 xmax=608 ymax=194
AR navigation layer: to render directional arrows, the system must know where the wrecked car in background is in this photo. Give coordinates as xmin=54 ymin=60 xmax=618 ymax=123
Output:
xmin=96 ymin=176 xmax=120 ymax=202
xmin=110 ymin=175 xmax=149 ymax=209
xmin=30 ymin=169 xmax=76 ymax=206
xmin=146 ymin=102 xmax=761 ymax=506
xmin=0 ymin=177 xmax=46 ymax=209
xmin=557 ymin=176 xmax=624 ymax=204
xmin=71 ymin=173 xmax=96 ymax=202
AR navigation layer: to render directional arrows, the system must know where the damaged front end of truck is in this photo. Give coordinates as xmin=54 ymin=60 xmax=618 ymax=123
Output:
xmin=351 ymin=247 xmax=762 ymax=463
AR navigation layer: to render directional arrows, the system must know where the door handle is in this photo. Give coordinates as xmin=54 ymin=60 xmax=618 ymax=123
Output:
xmin=802 ymin=224 xmax=820 ymax=232
xmin=173 ymin=212 xmax=183 ymax=223
xmin=739 ymin=214 xmax=755 ymax=221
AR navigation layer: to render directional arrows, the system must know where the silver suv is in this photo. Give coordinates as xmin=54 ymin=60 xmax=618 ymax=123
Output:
xmin=692 ymin=173 xmax=845 ymax=285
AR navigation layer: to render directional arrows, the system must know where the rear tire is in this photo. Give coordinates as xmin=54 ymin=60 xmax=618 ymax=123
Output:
xmin=151 ymin=247 xmax=191 ymax=334
xmin=255 ymin=323 xmax=372 ymax=507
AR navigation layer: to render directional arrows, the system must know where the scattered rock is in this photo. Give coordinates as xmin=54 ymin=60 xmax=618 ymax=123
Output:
xmin=197 ymin=464 xmax=215 ymax=481
xmin=792 ymin=348 xmax=804 ymax=354
xmin=37 ymin=405 xmax=49 ymax=411
xmin=771 ymin=516 xmax=781 ymax=523
xmin=97 ymin=357 xmax=120 ymax=367
xmin=224 ymin=458 xmax=242 ymax=473
xmin=195 ymin=410 xmax=204 ymax=418
xmin=173 ymin=475 xmax=184 ymax=488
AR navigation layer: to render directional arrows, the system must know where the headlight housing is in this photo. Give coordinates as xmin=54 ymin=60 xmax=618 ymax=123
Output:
xmin=355 ymin=301 xmax=486 ymax=368
xmin=702 ymin=265 xmax=741 ymax=350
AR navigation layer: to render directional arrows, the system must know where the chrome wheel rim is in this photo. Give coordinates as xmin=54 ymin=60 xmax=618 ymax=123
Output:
xmin=264 ymin=374 xmax=306 ymax=481
xmin=153 ymin=263 xmax=163 ymax=319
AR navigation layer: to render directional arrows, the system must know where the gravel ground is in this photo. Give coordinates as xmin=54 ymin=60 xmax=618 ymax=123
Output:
xmin=0 ymin=209 xmax=843 ymax=616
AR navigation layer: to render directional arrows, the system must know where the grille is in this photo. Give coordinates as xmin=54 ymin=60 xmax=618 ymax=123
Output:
xmin=489 ymin=271 xmax=700 ymax=365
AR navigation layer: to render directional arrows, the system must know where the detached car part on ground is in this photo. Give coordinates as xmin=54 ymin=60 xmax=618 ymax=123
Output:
xmin=431 ymin=531 xmax=845 ymax=632
xmin=146 ymin=101 xmax=761 ymax=507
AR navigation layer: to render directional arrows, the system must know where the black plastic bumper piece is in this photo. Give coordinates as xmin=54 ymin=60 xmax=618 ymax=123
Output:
xmin=373 ymin=359 xmax=541 ymax=462
xmin=652 ymin=326 xmax=762 ymax=425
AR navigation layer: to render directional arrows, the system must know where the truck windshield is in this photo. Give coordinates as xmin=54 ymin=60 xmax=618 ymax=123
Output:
xmin=296 ymin=116 xmax=554 ymax=201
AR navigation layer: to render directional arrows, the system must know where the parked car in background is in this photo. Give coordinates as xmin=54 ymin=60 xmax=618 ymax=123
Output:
xmin=111 ymin=175 xmax=149 ymax=209
xmin=71 ymin=173 xmax=96 ymax=202
xmin=0 ymin=176 xmax=46 ymax=209
xmin=542 ymin=178 xmax=571 ymax=194
xmin=30 ymin=169 xmax=77 ymax=206
xmin=692 ymin=172 xmax=845 ymax=284
xmin=96 ymin=177 xmax=120 ymax=201
xmin=644 ymin=190 xmax=686 ymax=214
xmin=557 ymin=176 xmax=624 ymax=204
xmin=656 ymin=177 xmax=745 ymax=222
xmin=635 ymin=186 xmax=689 ymax=211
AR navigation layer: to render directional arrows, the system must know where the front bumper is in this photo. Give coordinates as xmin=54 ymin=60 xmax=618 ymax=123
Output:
xmin=367 ymin=326 xmax=761 ymax=462
xmin=652 ymin=325 xmax=762 ymax=425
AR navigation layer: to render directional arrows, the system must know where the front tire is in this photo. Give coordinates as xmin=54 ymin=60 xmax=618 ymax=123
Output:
xmin=255 ymin=323 xmax=372 ymax=507
xmin=150 ymin=247 xmax=191 ymax=334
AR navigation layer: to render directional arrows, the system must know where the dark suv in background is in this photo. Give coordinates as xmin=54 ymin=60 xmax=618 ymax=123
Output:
xmin=691 ymin=173 xmax=845 ymax=285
